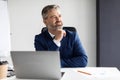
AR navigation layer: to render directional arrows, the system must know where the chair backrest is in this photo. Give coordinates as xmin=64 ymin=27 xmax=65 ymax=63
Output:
xmin=41 ymin=27 xmax=76 ymax=33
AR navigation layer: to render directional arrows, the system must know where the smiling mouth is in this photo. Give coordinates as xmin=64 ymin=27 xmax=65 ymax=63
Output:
xmin=55 ymin=21 xmax=61 ymax=24
xmin=56 ymin=22 xmax=63 ymax=26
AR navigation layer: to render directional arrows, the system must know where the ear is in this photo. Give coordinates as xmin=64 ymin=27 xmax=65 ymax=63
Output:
xmin=43 ymin=19 xmax=47 ymax=24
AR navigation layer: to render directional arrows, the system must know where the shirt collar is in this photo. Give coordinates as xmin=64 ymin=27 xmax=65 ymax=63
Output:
xmin=48 ymin=32 xmax=55 ymax=38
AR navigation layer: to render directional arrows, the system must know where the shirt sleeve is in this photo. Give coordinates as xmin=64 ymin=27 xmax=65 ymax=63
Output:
xmin=60 ymin=32 xmax=88 ymax=67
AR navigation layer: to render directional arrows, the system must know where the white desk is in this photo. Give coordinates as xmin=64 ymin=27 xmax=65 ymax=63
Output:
xmin=61 ymin=67 xmax=120 ymax=80
xmin=6 ymin=67 xmax=120 ymax=80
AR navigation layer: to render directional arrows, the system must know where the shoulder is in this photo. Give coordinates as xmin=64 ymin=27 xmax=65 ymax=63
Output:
xmin=65 ymin=30 xmax=77 ymax=37
xmin=35 ymin=33 xmax=43 ymax=39
xmin=35 ymin=31 xmax=47 ymax=40
xmin=65 ymin=30 xmax=80 ymax=43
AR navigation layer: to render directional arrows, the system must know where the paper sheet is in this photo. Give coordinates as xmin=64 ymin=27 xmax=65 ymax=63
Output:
xmin=61 ymin=69 xmax=120 ymax=80
xmin=61 ymin=70 xmax=92 ymax=80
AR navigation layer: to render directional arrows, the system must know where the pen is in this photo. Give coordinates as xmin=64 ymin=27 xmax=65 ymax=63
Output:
xmin=77 ymin=70 xmax=92 ymax=75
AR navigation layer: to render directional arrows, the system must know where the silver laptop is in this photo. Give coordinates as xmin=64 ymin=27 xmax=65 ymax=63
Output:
xmin=11 ymin=51 xmax=61 ymax=80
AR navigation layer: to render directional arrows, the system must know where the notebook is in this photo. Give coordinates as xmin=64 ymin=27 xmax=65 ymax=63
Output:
xmin=11 ymin=51 xmax=61 ymax=80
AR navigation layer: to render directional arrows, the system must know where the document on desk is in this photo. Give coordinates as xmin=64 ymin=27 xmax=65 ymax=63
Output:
xmin=61 ymin=70 xmax=92 ymax=80
xmin=61 ymin=68 xmax=120 ymax=80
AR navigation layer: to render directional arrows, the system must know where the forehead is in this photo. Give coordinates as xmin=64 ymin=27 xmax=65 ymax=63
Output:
xmin=47 ymin=9 xmax=61 ymax=15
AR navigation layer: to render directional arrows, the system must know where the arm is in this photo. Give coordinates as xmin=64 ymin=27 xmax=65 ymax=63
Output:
xmin=61 ymin=32 xmax=88 ymax=67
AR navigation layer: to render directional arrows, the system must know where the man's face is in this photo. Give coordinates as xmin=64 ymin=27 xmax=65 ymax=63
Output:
xmin=43 ymin=9 xmax=63 ymax=30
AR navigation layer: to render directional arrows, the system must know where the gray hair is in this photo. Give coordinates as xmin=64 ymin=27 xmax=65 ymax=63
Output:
xmin=41 ymin=4 xmax=60 ymax=19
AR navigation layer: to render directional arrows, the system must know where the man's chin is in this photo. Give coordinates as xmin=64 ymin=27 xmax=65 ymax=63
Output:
xmin=56 ymin=25 xmax=64 ymax=30
xmin=48 ymin=25 xmax=63 ymax=30
xmin=56 ymin=26 xmax=62 ymax=29
xmin=50 ymin=27 xmax=61 ymax=31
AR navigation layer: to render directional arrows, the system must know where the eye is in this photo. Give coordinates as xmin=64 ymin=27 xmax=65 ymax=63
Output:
xmin=59 ymin=15 xmax=61 ymax=17
xmin=50 ymin=15 xmax=56 ymax=19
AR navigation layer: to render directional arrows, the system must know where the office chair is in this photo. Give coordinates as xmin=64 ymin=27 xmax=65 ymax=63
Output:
xmin=41 ymin=26 xmax=76 ymax=33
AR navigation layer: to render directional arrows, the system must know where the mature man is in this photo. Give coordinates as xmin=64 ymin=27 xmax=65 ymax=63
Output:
xmin=34 ymin=4 xmax=88 ymax=67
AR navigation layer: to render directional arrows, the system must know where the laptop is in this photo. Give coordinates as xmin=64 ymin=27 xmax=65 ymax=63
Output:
xmin=11 ymin=51 xmax=61 ymax=80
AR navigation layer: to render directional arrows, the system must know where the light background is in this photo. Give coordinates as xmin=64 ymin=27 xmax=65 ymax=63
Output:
xmin=8 ymin=0 xmax=96 ymax=67
xmin=0 ymin=0 xmax=10 ymax=58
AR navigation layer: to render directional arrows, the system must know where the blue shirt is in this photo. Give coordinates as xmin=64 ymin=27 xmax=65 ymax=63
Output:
xmin=34 ymin=29 xmax=88 ymax=67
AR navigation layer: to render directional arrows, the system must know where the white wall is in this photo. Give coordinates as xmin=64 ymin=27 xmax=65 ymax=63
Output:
xmin=8 ymin=0 xmax=96 ymax=67
xmin=0 ymin=0 xmax=10 ymax=58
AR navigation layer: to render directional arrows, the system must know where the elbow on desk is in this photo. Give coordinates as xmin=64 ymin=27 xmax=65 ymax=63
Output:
xmin=76 ymin=56 xmax=88 ymax=67
xmin=82 ymin=56 xmax=88 ymax=67
xmin=61 ymin=57 xmax=88 ymax=68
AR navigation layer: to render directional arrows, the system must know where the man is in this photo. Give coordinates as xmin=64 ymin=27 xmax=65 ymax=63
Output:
xmin=34 ymin=4 xmax=88 ymax=67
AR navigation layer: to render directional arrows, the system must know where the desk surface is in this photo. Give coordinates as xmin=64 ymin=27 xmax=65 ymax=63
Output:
xmin=61 ymin=67 xmax=120 ymax=80
xmin=7 ymin=67 xmax=120 ymax=80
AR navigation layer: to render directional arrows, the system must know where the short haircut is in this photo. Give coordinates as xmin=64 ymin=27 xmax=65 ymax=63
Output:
xmin=41 ymin=4 xmax=60 ymax=19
